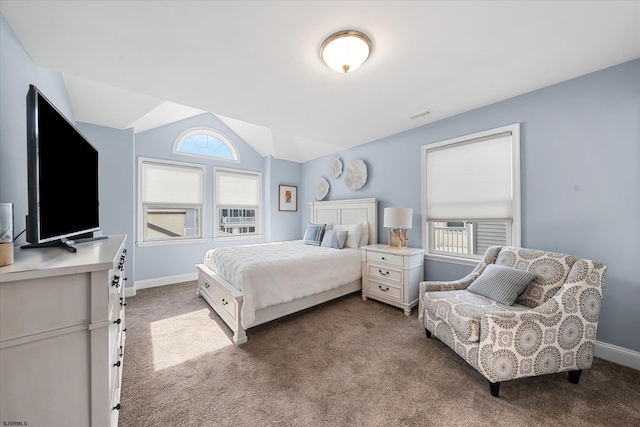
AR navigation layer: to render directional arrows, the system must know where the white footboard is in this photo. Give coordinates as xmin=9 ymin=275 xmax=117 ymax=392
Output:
xmin=196 ymin=264 xmax=247 ymax=345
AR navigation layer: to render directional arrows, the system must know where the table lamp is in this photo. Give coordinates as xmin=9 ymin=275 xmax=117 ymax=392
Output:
xmin=383 ymin=207 xmax=412 ymax=249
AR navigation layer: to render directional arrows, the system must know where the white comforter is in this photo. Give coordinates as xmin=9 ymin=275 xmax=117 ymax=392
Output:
xmin=204 ymin=241 xmax=362 ymax=328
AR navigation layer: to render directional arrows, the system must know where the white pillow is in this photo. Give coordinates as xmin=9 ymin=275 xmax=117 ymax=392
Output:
xmin=359 ymin=221 xmax=369 ymax=247
xmin=333 ymin=222 xmax=363 ymax=249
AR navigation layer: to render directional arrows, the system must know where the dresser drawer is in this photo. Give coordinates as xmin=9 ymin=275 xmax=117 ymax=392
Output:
xmin=367 ymin=264 xmax=402 ymax=284
xmin=214 ymin=285 xmax=238 ymax=323
xmin=366 ymin=279 xmax=403 ymax=302
xmin=366 ymin=250 xmax=404 ymax=267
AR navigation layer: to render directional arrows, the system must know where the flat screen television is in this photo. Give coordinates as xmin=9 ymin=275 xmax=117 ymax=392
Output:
xmin=24 ymin=84 xmax=100 ymax=252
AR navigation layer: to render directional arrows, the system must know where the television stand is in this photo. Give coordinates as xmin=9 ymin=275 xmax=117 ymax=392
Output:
xmin=22 ymin=239 xmax=77 ymax=253
xmin=21 ymin=232 xmax=108 ymax=253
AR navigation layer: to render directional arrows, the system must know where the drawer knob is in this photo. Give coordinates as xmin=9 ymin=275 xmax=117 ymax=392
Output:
xmin=378 ymin=285 xmax=390 ymax=292
xmin=222 ymin=298 xmax=228 ymax=306
xmin=120 ymin=301 xmax=127 ymax=307
xmin=204 ymin=282 xmax=210 ymax=288
xmin=381 ymin=256 xmax=385 ymax=260
xmin=113 ymin=361 xmax=121 ymax=367
xmin=114 ymin=318 xmax=121 ymax=325
xmin=378 ymin=269 xmax=389 ymax=276
xmin=113 ymin=403 xmax=121 ymax=411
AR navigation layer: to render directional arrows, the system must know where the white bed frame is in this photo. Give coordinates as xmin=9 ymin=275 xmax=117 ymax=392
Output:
xmin=196 ymin=198 xmax=377 ymax=345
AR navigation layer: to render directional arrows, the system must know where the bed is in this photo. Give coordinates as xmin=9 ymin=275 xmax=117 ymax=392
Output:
xmin=196 ymin=198 xmax=377 ymax=344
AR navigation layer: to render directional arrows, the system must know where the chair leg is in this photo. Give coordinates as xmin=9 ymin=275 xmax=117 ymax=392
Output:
xmin=425 ymin=328 xmax=431 ymax=338
xmin=489 ymin=381 xmax=500 ymax=398
xmin=568 ymin=370 xmax=582 ymax=384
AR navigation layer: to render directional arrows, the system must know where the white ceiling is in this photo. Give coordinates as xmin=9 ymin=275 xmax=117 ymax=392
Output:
xmin=2 ymin=1 xmax=639 ymax=163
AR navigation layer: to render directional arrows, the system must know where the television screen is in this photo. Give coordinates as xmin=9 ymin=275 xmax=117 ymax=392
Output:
xmin=26 ymin=85 xmax=100 ymax=245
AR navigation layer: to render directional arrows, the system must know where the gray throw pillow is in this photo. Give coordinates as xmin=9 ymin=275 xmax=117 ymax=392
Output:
xmin=467 ymin=264 xmax=535 ymax=305
xmin=321 ymin=229 xmax=348 ymax=249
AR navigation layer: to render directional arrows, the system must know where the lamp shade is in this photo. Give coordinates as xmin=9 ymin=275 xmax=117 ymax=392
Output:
xmin=383 ymin=208 xmax=413 ymax=229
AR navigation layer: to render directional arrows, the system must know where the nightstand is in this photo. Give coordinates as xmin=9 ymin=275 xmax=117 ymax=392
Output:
xmin=361 ymin=244 xmax=425 ymax=315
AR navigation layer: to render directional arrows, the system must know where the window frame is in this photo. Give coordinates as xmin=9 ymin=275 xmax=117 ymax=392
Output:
xmin=137 ymin=156 xmax=207 ymax=247
xmin=173 ymin=127 xmax=241 ymax=163
xmin=213 ymin=166 xmax=263 ymax=240
xmin=421 ymin=123 xmax=521 ymax=266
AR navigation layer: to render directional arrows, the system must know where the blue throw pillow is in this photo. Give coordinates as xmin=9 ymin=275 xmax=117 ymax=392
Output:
xmin=320 ymin=229 xmax=347 ymax=249
xmin=303 ymin=222 xmax=326 ymax=246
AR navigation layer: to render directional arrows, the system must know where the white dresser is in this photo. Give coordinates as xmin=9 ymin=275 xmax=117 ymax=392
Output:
xmin=0 ymin=235 xmax=127 ymax=427
xmin=361 ymin=244 xmax=424 ymax=315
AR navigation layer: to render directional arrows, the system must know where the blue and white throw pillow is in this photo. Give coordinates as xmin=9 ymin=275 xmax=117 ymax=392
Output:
xmin=302 ymin=222 xmax=326 ymax=246
xmin=321 ymin=229 xmax=348 ymax=249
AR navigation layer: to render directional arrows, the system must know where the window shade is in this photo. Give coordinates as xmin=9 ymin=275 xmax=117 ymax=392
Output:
xmin=142 ymin=162 xmax=203 ymax=205
xmin=215 ymin=170 xmax=260 ymax=207
xmin=426 ymin=133 xmax=513 ymax=221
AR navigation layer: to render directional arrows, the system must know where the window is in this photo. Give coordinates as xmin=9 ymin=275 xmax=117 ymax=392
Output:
xmin=138 ymin=157 xmax=206 ymax=245
xmin=214 ymin=167 xmax=262 ymax=238
xmin=173 ymin=127 xmax=240 ymax=162
xmin=421 ymin=124 xmax=521 ymax=265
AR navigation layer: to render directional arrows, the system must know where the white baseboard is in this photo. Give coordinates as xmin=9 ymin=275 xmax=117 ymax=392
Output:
xmin=595 ymin=340 xmax=640 ymax=370
xmin=134 ymin=272 xmax=198 ymax=291
xmin=125 ymin=286 xmax=136 ymax=298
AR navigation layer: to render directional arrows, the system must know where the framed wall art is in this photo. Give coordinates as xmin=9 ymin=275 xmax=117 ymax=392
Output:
xmin=278 ymin=185 xmax=298 ymax=212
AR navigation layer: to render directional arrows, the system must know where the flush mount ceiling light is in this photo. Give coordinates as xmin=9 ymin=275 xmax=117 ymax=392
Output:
xmin=320 ymin=30 xmax=372 ymax=74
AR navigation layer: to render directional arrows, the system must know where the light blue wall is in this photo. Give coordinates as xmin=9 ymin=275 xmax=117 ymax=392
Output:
xmin=133 ymin=113 xmax=269 ymax=282
xmin=302 ymin=59 xmax=640 ymax=352
xmin=0 ymin=14 xmax=75 ymax=245
xmin=77 ymin=123 xmax=136 ymax=286
xmin=265 ymin=155 xmax=303 ymax=242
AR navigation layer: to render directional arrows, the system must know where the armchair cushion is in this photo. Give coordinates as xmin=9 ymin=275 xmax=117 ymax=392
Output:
xmin=495 ymin=247 xmax=579 ymax=308
xmin=425 ymin=290 xmax=528 ymax=342
xmin=467 ymin=264 xmax=535 ymax=305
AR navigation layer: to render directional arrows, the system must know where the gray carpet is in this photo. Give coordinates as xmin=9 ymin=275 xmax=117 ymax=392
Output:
xmin=119 ymin=281 xmax=640 ymax=427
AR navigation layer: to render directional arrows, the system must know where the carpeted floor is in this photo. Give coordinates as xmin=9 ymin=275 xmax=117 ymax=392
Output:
xmin=119 ymin=281 xmax=640 ymax=427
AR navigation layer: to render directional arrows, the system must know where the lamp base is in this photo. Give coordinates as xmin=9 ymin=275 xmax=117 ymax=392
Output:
xmin=0 ymin=242 xmax=14 ymax=266
xmin=387 ymin=229 xmax=408 ymax=249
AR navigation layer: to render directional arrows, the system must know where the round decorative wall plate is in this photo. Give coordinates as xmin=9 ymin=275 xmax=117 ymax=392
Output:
xmin=316 ymin=178 xmax=330 ymax=200
xmin=328 ymin=157 xmax=343 ymax=179
xmin=344 ymin=159 xmax=367 ymax=190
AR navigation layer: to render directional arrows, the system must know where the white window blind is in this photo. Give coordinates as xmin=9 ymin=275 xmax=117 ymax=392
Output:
xmin=142 ymin=161 xmax=203 ymax=205
xmin=425 ymin=132 xmax=513 ymax=221
xmin=215 ymin=170 xmax=260 ymax=207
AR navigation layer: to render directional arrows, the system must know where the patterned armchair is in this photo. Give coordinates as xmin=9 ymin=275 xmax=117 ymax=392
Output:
xmin=418 ymin=246 xmax=607 ymax=397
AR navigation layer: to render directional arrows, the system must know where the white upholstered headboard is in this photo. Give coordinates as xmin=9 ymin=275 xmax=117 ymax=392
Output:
xmin=310 ymin=198 xmax=378 ymax=245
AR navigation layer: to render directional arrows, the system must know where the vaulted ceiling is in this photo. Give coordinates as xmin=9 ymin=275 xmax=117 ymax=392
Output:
xmin=2 ymin=1 xmax=639 ymax=162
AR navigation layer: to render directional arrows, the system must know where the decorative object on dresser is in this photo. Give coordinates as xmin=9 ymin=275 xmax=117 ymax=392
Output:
xmin=0 ymin=235 xmax=128 ymax=426
xmin=343 ymin=159 xmax=367 ymax=190
xmin=383 ymin=207 xmax=412 ymax=249
xmin=278 ymin=185 xmax=298 ymax=212
xmin=419 ymin=246 xmax=607 ymax=398
xmin=328 ymin=157 xmax=343 ymax=178
xmin=361 ymin=244 xmax=424 ymax=315
xmin=316 ymin=178 xmax=330 ymax=200
xmin=0 ymin=203 xmax=13 ymax=266
xmin=196 ymin=198 xmax=377 ymax=345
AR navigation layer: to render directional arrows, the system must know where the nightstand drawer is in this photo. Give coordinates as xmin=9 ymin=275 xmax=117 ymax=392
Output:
xmin=366 ymin=250 xmax=403 ymax=267
xmin=367 ymin=265 xmax=402 ymax=284
xmin=367 ymin=279 xmax=403 ymax=302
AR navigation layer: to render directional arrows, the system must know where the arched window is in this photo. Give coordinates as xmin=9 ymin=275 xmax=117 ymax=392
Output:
xmin=173 ymin=128 xmax=240 ymax=162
